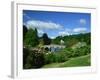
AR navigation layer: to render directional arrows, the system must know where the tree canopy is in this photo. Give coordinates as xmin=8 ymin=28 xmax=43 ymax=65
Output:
xmin=42 ymin=33 xmax=51 ymax=45
xmin=24 ymin=28 xmax=39 ymax=47
xmin=52 ymin=33 xmax=91 ymax=47
xmin=23 ymin=25 xmax=28 ymax=40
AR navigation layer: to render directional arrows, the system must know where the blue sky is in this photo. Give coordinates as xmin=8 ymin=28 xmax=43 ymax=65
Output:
xmin=23 ymin=10 xmax=91 ymax=39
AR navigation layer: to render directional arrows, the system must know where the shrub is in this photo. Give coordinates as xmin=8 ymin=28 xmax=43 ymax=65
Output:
xmin=54 ymin=52 xmax=68 ymax=62
xmin=60 ymin=48 xmax=73 ymax=58
xmin=23 ymin=45 xmax=91 ymax=69
xmin=24 ymin=48 xmax=45 ymax=69
xmin=71 ymin=45 xmax=91 ymax=57
xmin=23 ymin=48 xmax=30 ymax=69
xmin=44 ymin=52 xmax=56 ymax=64
xmin=44 ymin=51 xmax=69 ymax=64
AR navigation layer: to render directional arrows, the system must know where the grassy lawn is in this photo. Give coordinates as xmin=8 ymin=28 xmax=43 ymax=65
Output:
xmin=42 ymin=54 xmax=91 ymax=68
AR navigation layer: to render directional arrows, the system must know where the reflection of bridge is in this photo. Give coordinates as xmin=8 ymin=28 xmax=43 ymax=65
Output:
xmin=43 ymin=44 xmax=65 ymax=52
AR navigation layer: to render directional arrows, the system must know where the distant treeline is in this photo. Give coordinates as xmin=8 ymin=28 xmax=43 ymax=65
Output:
xmin=52 ymin=33 xmax=91 ymax=47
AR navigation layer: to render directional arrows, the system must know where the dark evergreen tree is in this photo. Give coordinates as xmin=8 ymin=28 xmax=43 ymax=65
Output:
xmin=23 ymin=25 xmax=28 ymax=40
xmin=42 ymin=33 xmax=51 ymax=45
xmin=34 ymin=28 xmax=39 ymax=46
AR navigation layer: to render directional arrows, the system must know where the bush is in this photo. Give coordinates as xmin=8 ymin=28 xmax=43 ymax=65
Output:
xmin=23 ymin=48 xmax=45 ymax=69
xmin=23 ymin=45 xmax=91 ymax=69
xmin=44 ymin=52 xmax=56 ymax=64
xmin=31 ymin=50 xmax=45 ymax=68
xmin=71 ymin=45 xmax=91 ymax=57
xmin=23 ymin=48 xmax=30 ymax=69
xmin=60 ymin=48 xmax=73 ymax=58
xmin=44 ymin=51 xmax=69 ymax=64
xmin=55 ymin=52 xmax=68 ymax=62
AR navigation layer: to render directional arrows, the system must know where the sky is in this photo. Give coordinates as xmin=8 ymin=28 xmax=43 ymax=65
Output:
xmin=23 ymin=10 xmax=91 ymax=39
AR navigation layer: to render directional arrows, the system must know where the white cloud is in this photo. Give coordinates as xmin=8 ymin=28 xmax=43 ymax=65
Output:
xmin=58 ymin=28 xmax=73 ymax=36
xmin=38 ymin=29 xmax=44 ymax=34
xmin=73 ymin=27 xmax=87 ymax=33
xmin=26 ymin=20 xmax=63 ymax=30
xmin=37 ymin=29 xmax=44 ymax=37
xmin=58 ymin=27 xmax=88 ymax=36
xmin=50 ymin=36 xmax=56 ymax=39
xmin=59 ymin=31 xmax=70 ymax=36
xmin=79 ymin=19 xmax=86 ymax=24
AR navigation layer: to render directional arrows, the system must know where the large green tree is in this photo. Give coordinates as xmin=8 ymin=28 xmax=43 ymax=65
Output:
xmin=24 ymin=28 xmax=39 ymax=47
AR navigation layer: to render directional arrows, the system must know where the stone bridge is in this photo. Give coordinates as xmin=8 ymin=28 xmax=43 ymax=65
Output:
xmin=43 ymin=44 xmax=65 ymax=52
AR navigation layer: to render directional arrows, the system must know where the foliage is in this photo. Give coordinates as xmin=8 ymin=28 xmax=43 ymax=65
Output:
xmin=23 ymin=26 xmax=91 ymax=69
xmin=42 ymin=33 xmax=51 ymax=45
xmin=52 ymin=33 xmax=91 ymax=47
xmin=23 ymin=48 xmax=45 ymax=69
xmin=60 ymin=48 xmax=73 ymax=58
xmin=43 ymin=54 xmax=90 ymax=68
xmin=52 ymin=36 xmax=62 ymax=44
xmin=23 ymin=44 xmax=90 ymax=69
xmin=38 ymin=39 xmax=44 ymax=48
xmin=44 ymin=52 xmax=56 ymax=64
xmin=71 ymin=45 xmax=91 ymax=57
xmin=24 ymin=28 xmax=39 ymax=47
xmin=23 ymin=48 xmax=30 ymax=69
xmin=23 ymin=25 xmax=28 ymax=40
xmin=55 ymin=52 xmax=69 ymax=62
xmin=60 ymin=54 xmax=91 ymax=67
xmin=44 ymin=51 xmax=68 ymax=64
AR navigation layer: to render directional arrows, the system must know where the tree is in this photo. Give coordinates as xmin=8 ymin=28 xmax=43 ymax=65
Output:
xmin=34 ymin=28 xmax=39 ymax=46
xmin=42 ymin=33 xmax=51 ymax=45
xmin=52 ymin=36 xmax=62 ymax=44
xmin=24 ymin=28 xmax=39 ymax=47
xmin=23 ymin=25 xmax=28 ymax=40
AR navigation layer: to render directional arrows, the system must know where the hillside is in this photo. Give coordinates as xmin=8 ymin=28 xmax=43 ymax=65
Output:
xmin=43 ymin=54 xmax=90 ymax=68
xmin=52 ymin=33 xmax=91 ymax=48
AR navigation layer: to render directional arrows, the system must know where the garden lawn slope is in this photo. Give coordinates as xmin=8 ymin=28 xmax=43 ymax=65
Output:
xmin=43 ymin=54 xmax=90 ymax=68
